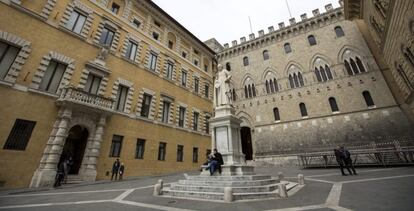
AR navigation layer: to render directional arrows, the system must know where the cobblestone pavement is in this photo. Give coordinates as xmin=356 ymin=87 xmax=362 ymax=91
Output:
xmin=0 ymin=166 xmax=413 ymax=211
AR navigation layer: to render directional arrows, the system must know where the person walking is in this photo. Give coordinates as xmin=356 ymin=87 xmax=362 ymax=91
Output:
xmin=111 ymin=159 xmax=120 ymax=180
xmin=334 ymin=145 xmax=347 ymax=176
xmin=119 ymin=163 xmax=125 ymax=180
xmin=342 ymin=146 xmax=357 ymax=175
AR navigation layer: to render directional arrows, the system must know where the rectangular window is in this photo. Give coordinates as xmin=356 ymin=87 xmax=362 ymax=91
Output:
xmin=194 ymin=78 xmax=199 ymax=94
xmin=135 ymin=139 xmax=145 ymax=159
xmin=181 ymin=71 xmax=187 ymax=87
xmin=161 ymin=101 xmax=170 ymax=123
xmin=133 ymin=19 xmax=141 ymax=28
xmin=126 ymin=41 xmax=138 ymax=61
xmin=158 ymin=142 xmax=166 ymax=161
xmin=193 ymin=147 xmax=198 ymax=163
xmin=111 ymin=3 xmax=120 ymax=14
xmin=115 ymin=85 xmax=129 ymax=112
xmin=99 ymin=27 xmax=115 ymax=47
xmin=166 ymin=62 xmax=173 ymax=79
xmin=149 ymin=52 xmax=158 ymax=71
xmin=204 ymin=64 xmax=208 ymax=72
xmin=3 ymin=119 xmax=36 ymax=151
xmin=177 ymin=145 xmax=184 ymax=162
xmin=181 ymin=51 xmax=187 ymax=58
xmin=204 ymin=84 xmax=209 ymax=98
xmin=0 ymin=41 xmax=20 ymax=79
xmin=178 ymin=106 xmax=186 ymax=127
xmin=39 ymin=60 xmax=67 ymax=93
xmin=154 ymin=21 xmax=161 ymax=27
xmin=140 ymin=94 xmax=152 ymax=118
xmin=193 ymin=112 xmax=199 ymax=131
xmin=84 ymin=74 xmax=101 ymax=95
xmin=66 ymin=10 xmax=87 ymax=34
xmin=168 ymin=41 xmax=174 ymax=49
xmin=109 ymin=135 xmax=123 ymax=157
xmin=205 ymin=116 xmax=210 ymax=134
xmin=193 ymin=60 xmax=199 ymax=66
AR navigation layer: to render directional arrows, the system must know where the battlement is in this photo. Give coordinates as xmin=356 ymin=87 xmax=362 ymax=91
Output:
xmin=219 ymin=1 xmax=343 ymax=56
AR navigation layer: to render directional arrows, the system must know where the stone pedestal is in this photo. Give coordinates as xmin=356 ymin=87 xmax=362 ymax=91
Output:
xmin=210 ymin=105 xmax=246 ymax=166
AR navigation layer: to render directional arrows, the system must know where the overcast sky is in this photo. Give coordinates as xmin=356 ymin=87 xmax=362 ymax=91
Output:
xmin=152 ymin=0 xmax=341 ymax=45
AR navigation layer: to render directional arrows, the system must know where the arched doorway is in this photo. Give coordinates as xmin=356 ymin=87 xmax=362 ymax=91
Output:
xmin=241 ymin=127 xmax=253 ymax=160
xmin=60 ymin=125 xmax=88 ymax=174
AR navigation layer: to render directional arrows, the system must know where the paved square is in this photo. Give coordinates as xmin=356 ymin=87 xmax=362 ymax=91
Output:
xmin=0 ymin=167 xmax=413 ymax=211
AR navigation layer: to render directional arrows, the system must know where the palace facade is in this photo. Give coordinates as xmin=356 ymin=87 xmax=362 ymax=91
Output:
xmin=0 ymin=0 xmax=214 ymax=188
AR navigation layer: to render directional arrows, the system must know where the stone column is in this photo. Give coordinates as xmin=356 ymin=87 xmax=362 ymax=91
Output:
xmin=30 ymin=108 xmax=72 ymax=187
xmin=80 ymin=115 xmax=107 ymax=181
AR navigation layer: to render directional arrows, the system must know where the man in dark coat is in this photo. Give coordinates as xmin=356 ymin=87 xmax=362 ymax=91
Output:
xmin=209 ymin=149 xmax=224 ymax=175
xmin=119 ymin=163 xmax=125 ymax=180
xmin=334 ymin=145 xmax=346 ymax=176
xmin=342 ymin=146 xmax=357 ymax=175
xmin=111 ymin=159 xmax=120 ymax=180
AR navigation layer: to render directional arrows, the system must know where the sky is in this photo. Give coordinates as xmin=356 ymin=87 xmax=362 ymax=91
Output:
xmin=152 ymin=0 xmax=341 ymax=45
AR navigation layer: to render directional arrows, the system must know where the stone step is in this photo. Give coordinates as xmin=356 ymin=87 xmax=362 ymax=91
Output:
xmin=177 ymin=178 xmax=280 ymax=187
xmin=170 ymin=183 xmax=278 ymax=193
xmin=162 ymin=188 xmax=280 ymax=201
xmin=186 ymin=174 xmax=271 ymax=181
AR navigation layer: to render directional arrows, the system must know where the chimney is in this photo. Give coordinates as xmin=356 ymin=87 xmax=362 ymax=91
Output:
xmin=312 ymin=9 xmax=320 ymax=16
xmin=268 ymin=26 xmax=274 ymax=33
xmin=249 ymin=33 xmax=255 ymax=40
xmin=240 ymin=36 xmax=246 ymax=43
xmin=223 ymin=43 xmax=229 ymax=48
xmin=300 ymin=13 xmax=307 ymax=21
xmin=278 ymin=22 xmax=285 ymax=29
xmin=325 ymin=4 xmax=333 ymax=11
xmin=289 ymin=18 xmax=296 ymax=25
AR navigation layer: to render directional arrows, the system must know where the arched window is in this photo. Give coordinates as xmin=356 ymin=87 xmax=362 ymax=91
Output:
xmin=244 ymin=86 xmax=248 ymax=98
xmin=243 ymin=77 xmax=256 ymax=99
xmin=252 ymin=84 xmax=256 ymax=97
xmin=265 ymin=81 xmax=270 ymax=93
xmin=313 ymin=58 xmax=333 ymax=82
xmin=289 ymin=75 xmax=294 ymax=88
xmin=334 ymin=26 xmax=345 ymax=37
xmin=325 ymin=65 xmax=333 ymax=79
xmin=293 ymin=73 xmax=299 ymax=87
xmin=247 ymin=84 xmax=252 ymax=98
xmin=350 ymin=58 xmax=359 ymax=74
xmin=329 ymin=97 xmax=339 ymax=112
xmin=299 ymin=103 xmax=308 ymax=117
xmin=362 ymin=91 xmax=375 ymax=107
xmin=243 ymin=56 xmax=249 ymax=66
xmin=396 ymin=63 xmax=414 ymax=91
xmin=356 ymin=57 xmax=366 ymax=72
xmin=273 ymin=107 xmax=280 ymax=121
xmin=284 ymin=43 xmax=292 ymax=54
xmin=225 ymin=62 xmax=231 ymax=71
xmin=273 ymin=78 xmax=279 ymax=92
xmin=263 ymin=50 xmax=269 ymax=60
xmin=344 ymin=60 xmax=353 ymax=75
xmin=315 ymin=68 xmax=322 ymax=82
xmin=288 ymin=64 xmax=304 ymax=89
xmin=308 ymin=35 xmax=317 ymax=46
xmin=231 ymin=89 xmax=237 ymax=101
xmin=298 ymin=72 xmax=304 ymax=86
xmin=320 ymin=67 xmax=327 ymax=81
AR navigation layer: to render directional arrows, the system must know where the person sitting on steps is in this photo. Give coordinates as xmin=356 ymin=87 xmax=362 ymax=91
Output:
xmin=209 ymin=149 xmax=223 ymax=176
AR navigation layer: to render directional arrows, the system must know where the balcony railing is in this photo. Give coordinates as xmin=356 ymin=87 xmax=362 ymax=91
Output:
xmin=57 ymin=86 xmax=114 ymax=112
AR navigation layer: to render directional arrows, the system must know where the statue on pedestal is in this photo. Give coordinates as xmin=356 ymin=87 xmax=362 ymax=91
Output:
xmin=214 ymin=64 xmax=232 ymax=107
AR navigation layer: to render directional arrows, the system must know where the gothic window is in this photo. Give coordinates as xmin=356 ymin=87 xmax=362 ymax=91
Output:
xmin=244 ymin=77 xmax=256 ymax=98
xmin=265 ymin=73 xmax=279 ymax=94
xmin=288 ymin=64 xmax=304 ymax=88
xmin=232 ymin=89 xmax=237 ymax=101
xmin=252 ymin=84 xmax=256 ymax=97
xmin=343 ymin=49 xmax=367 ymax=75
xmin=315 ymin=68 xmax=322 ymax=82
xmin=362 ymin=91 xmax=375 ymax=107
xmin=329 ymin=97 xmax=339 ymax=112
xmin=289 ymin=75 xmax=294 ymax=88
xmin=0 ymin=41 xmax=20 ymax=80
xmin=39 ymin=60 xmax=67 ymax=93
xmin=284 ymin=43 xmax=292 ymax=54
xmin=273 ymin=107 xmax=280 ymax=121
xmin=243 ymin=56 xmax=249 ymax=66
xmin=263 ymin=50 xmax=269 ymax=60
xmin=299 ymin=103 xmax=308 ymax=117
xmin=65 ymin=10 xmax=86 ymax=34
xmin=403 ymin=47 xmax=414 ymax=68
xmin=396 ymin=63 xmax=414 ymax=91
xmin=308 ymin=35 xmax=317 ymax=46
xmin=315 ymin=65 xmax=333 ymax=83
xmin=334 ymin=26 xmax=345 ymax=37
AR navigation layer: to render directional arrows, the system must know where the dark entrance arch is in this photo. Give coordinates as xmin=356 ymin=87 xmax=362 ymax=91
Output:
xmin=240 ymin=127 xmax=253 ymax=160
xmin=60 ymin=125 xmax=89 ymax=174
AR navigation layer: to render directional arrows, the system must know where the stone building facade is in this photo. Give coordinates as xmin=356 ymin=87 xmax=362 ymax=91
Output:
xmin=0 ymin=0 xmax=214 ymax=188
xmin=215 ymin=2 xmax=414 ymax=164
xmin=344 ymin=0 xmax=414 ymax=120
